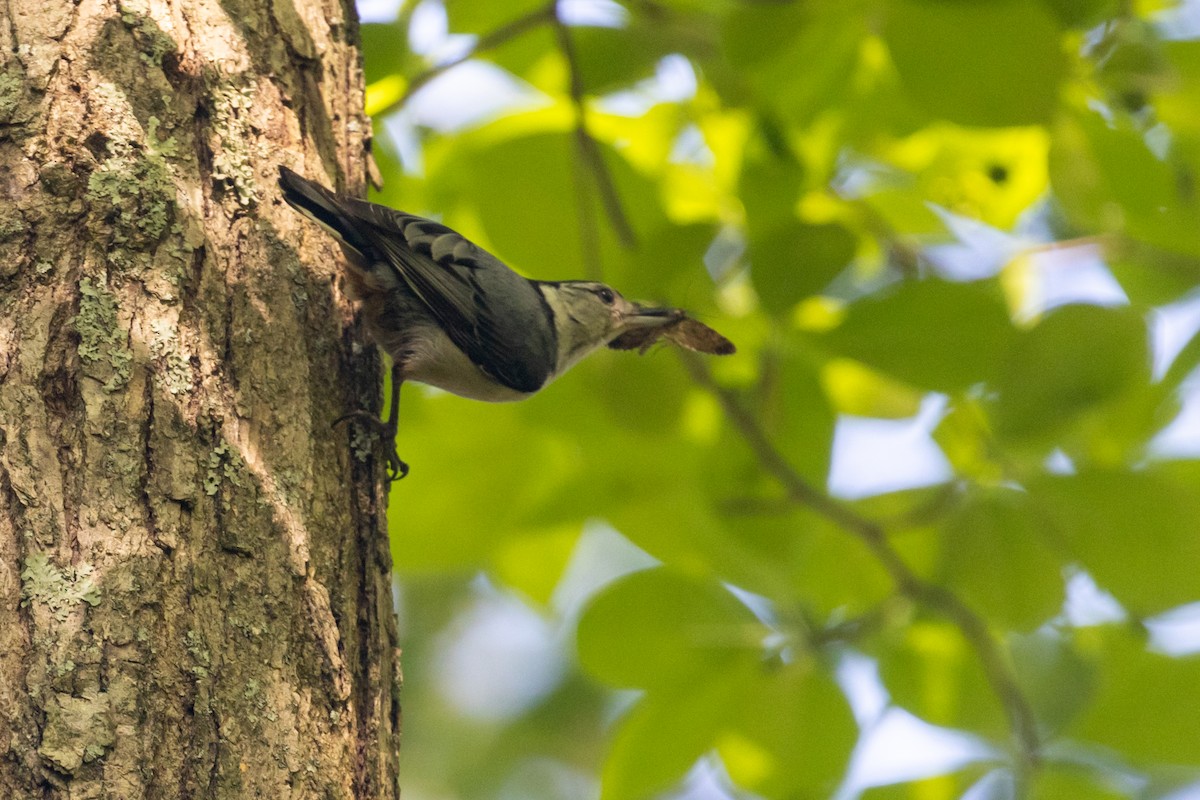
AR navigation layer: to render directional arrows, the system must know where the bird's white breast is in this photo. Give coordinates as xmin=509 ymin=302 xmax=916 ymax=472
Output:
xmin=400 ymin=324 xmax=538 ymax=402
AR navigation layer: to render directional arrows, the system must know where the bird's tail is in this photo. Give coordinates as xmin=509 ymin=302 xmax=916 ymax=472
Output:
xmin=277 ymin=166 xmax=371 ymax=259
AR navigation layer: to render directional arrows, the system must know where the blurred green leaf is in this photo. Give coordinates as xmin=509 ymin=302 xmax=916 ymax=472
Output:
xmin=361 ymin=22 xmax=417 ymax=85
xmin=739 ymin=124 xmax=805 ymax=230
xmin=443 ymin=0 xmax=549 ymax=34
xmin=933 ymin=398 xmax=1004 ymax=483
xmin=1051 ymin=110 xmax=1200 ymax=255
xmin=884 ymin=0 xmax=1065 ymax=126
xmin=824 ymin=358 xmax=926 ymax=419
xmin=860 ymin=768 xmax=993 ymax=800
xmin=817 ymin=279 xmax=1015 ymax=392
xmin=937 ymin=489 xmax=1064 ymax=631
xmin=1094 ymin=20 xmax=1170 ymax=111
xmin=762 ymin=345 xmax=836 ymax=487
xmin=1041 ymin=0 xmax=1120 ymax=28
xmin=390 ymin=394 xmax=581 ymax=572
xmin=713 ymin=509 xmax=894 ymax=616
xmin=1157 ymin=40 xmax=1200 ymax=136
xmin=1029 ymin=468 xmax=1200 ymax=614
xmin=751 ymin=222 xmax=856 ymax=314
xmin=875 ymin=620 xmax=1008 ymax=737
xmin=453 ymin=127 xmax=666 ymax=282
xmin=601 ymin=661 xmax=755 ymax=800
xmin=576 ymin=568 xmax=765 ymax=690
xmin=991 ymin=304 xmax=1149 ymax=445
xmin=589 ymin=345 xmax=691 ymax=435
xmin=1030 ymin=763 xmax=1130 ymax=800
xmin=1107 ymin=242 xmax=1200 ymax=308
xmin=571 ymin=24 xmax=670 ymax=95
xmin=479 ymin=25 xmax=557 ymax=86
xmin=722 ymin=1 xmax=866 ymax=123
xmin=619 ymin=222 xmax=721 ymax=311
xmin=1073 ymin=627 xmax=1200 ymax=766
xmin=491 ymin=525 xmax=581 ymax=606
xmin=1009 ymin=630 xmax=1096 ymax=736
xmin=719 ymin=660 xmax=856 ymax=798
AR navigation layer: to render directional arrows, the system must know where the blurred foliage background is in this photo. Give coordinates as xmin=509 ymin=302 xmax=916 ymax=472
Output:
xmin=355 ymin=0 xmax=1200 ymax=798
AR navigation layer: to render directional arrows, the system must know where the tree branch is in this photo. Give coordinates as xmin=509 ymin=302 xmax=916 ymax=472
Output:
xmin=551 ymin=10 xmax=638 ymax=251
xmin=681 ymin=352 xmax=1042 ymax=770
xmin=376 ymin=4 xmax=558 ymax=119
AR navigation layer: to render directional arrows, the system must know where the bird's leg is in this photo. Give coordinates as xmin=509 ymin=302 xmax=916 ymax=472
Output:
xmin=333 ymin=364 xmax=409 ymax=481
xmin=382 ymin=369 xmax=407 ymax=481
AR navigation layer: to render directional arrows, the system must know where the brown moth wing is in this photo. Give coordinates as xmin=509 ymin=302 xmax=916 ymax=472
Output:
xmin=663 ymin=317 xmax=736 ymax=355
xmin=607 ymin=315 xmax=735 ymax=356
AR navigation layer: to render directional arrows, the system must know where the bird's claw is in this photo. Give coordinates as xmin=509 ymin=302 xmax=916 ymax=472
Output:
xmin=333 ymin=410 xmax=409 ymax=482
xmin=386 ymin=453 xmax=410 ymax=482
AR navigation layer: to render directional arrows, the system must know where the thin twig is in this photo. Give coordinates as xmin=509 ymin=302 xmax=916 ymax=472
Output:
xmin=552 ymin=10 xmax=638 ymax=250
xmin=568 ymin=138 xmax=604 ymax=280
xmin=848 ymin=198 xmax=923 ymax=278
xmin=376 ymin=4 xmax=558 ymax=119
xmin=682 ymin=352 xmax=1042 ymax=770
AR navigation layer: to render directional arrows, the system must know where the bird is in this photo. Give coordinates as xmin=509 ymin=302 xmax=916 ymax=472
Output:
xmin=278 ymin=166 xmax=734 ymax=480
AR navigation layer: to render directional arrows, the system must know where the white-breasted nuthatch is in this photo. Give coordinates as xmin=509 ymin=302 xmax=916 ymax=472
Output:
xmin=279 ymin=166 xmax=734 ymax=479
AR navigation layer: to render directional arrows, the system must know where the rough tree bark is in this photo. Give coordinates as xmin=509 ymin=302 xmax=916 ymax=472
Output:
xmin=0 ymin=0 xmax=401 ymax=797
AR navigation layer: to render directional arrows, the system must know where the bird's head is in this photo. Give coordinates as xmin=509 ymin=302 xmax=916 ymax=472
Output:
xmin=538 ymin=280 xmax=681 ymax=375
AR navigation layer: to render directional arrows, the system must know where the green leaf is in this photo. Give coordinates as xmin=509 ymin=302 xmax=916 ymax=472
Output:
xmin=456 ymin=128 xmax=666 ymax=283
xmin=479 ymin=25 xmax=557 ymax=86
xmin=763 ymin=345 xmax=836 ymax=488
xmin=859 ymin=768 xmax=992 ymax=800
xmin=711 ymin=510 xmax=894 ymax=615
xmin=739 ymin=124 xmax=805 ymax=230
xmin=1029 ymin=468 xmax=1200 ymax=614
xmin=490 ymin=525 xmax=582 ymax=606
xmin=1073 ymin=627 xmax=1200 ymax=766
xmin=443 ymin=0 xmax=548 ymax=34
xmin=722 ymin=1 xmax=866 ymax=124
xmin=1041 ymin=0 xmax=1120 ymax=28
xmin=933 ymin=398 xmax=1004 ymax=483
xmin=389 ymin=395 xmax=579 ymax=572
xmin=570 ymin=24 xmax=671 ymax=95
xmin=576 ymin=568 xmax=765 ymax=690
xmin=1030 ymin=763 xmax=1131 ymax=800
xmin=751 ymin=222 xmax=856 ymax=314
xmin=1009 ymin=630 xmax=1096 ymax=737
xmin=817 ymin=279 xmax=1015 ymax=392
xmin=361 ymin=22 xmax=418 ymax=86
xmin=621 ymin=222 xmax=721 ymax=309
xmin=937 ymin=489 xmax=1065 ymax=631
xmin=1107 ymin=242 xmax=1200 ymax=308
xmin=1158 ymin=40 xmax=1200 ymax=136
xmin=588 ymin=345 xmax=690 ymax=435
xmin=884 ymin=0 xmax=1066 ymax=126
xmin=875 ymin=620 xmax=1007 ymax=737
xmin=1050 ymin=111 xmax=1200 ymax=256
xmin=739 ymin=125 xmax=854 ymax=314
xmin=601 ymin=661 xmax=755 ymax=800
xmin=991 ymin=304 xmax=1149 ymax=444
xmin=719 ymin=660 xmax=856 ymax=798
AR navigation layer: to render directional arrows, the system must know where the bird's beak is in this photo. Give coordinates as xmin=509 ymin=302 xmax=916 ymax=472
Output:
xmin=621 ymin=302 xmax=684 ymax=329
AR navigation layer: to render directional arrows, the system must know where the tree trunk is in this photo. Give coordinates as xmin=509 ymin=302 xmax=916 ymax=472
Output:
xmin=0 ymin=0 xmax=401 ymax=797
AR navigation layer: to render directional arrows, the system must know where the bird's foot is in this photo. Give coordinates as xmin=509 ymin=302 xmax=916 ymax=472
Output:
xmin=333 ymin=410 xmax=409 ymax=482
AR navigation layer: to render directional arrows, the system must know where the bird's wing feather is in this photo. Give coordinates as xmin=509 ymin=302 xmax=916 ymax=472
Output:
xmin=278 ymin=167 xmax=555 ymax=393
xmin=350 ymin=202 xmax=555 ymax=394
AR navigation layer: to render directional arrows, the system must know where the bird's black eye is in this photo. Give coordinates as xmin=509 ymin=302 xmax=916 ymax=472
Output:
xmin=596 ymin=287 xmax=615 ymax=305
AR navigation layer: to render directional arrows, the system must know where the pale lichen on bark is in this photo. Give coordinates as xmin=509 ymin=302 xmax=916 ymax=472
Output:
xmin=0 ymin=0 xmax=400 ymax=796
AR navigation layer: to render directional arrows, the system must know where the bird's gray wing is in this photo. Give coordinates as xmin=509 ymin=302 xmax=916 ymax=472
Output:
xmin=347 ymin=201 xmax=557 ymax=394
